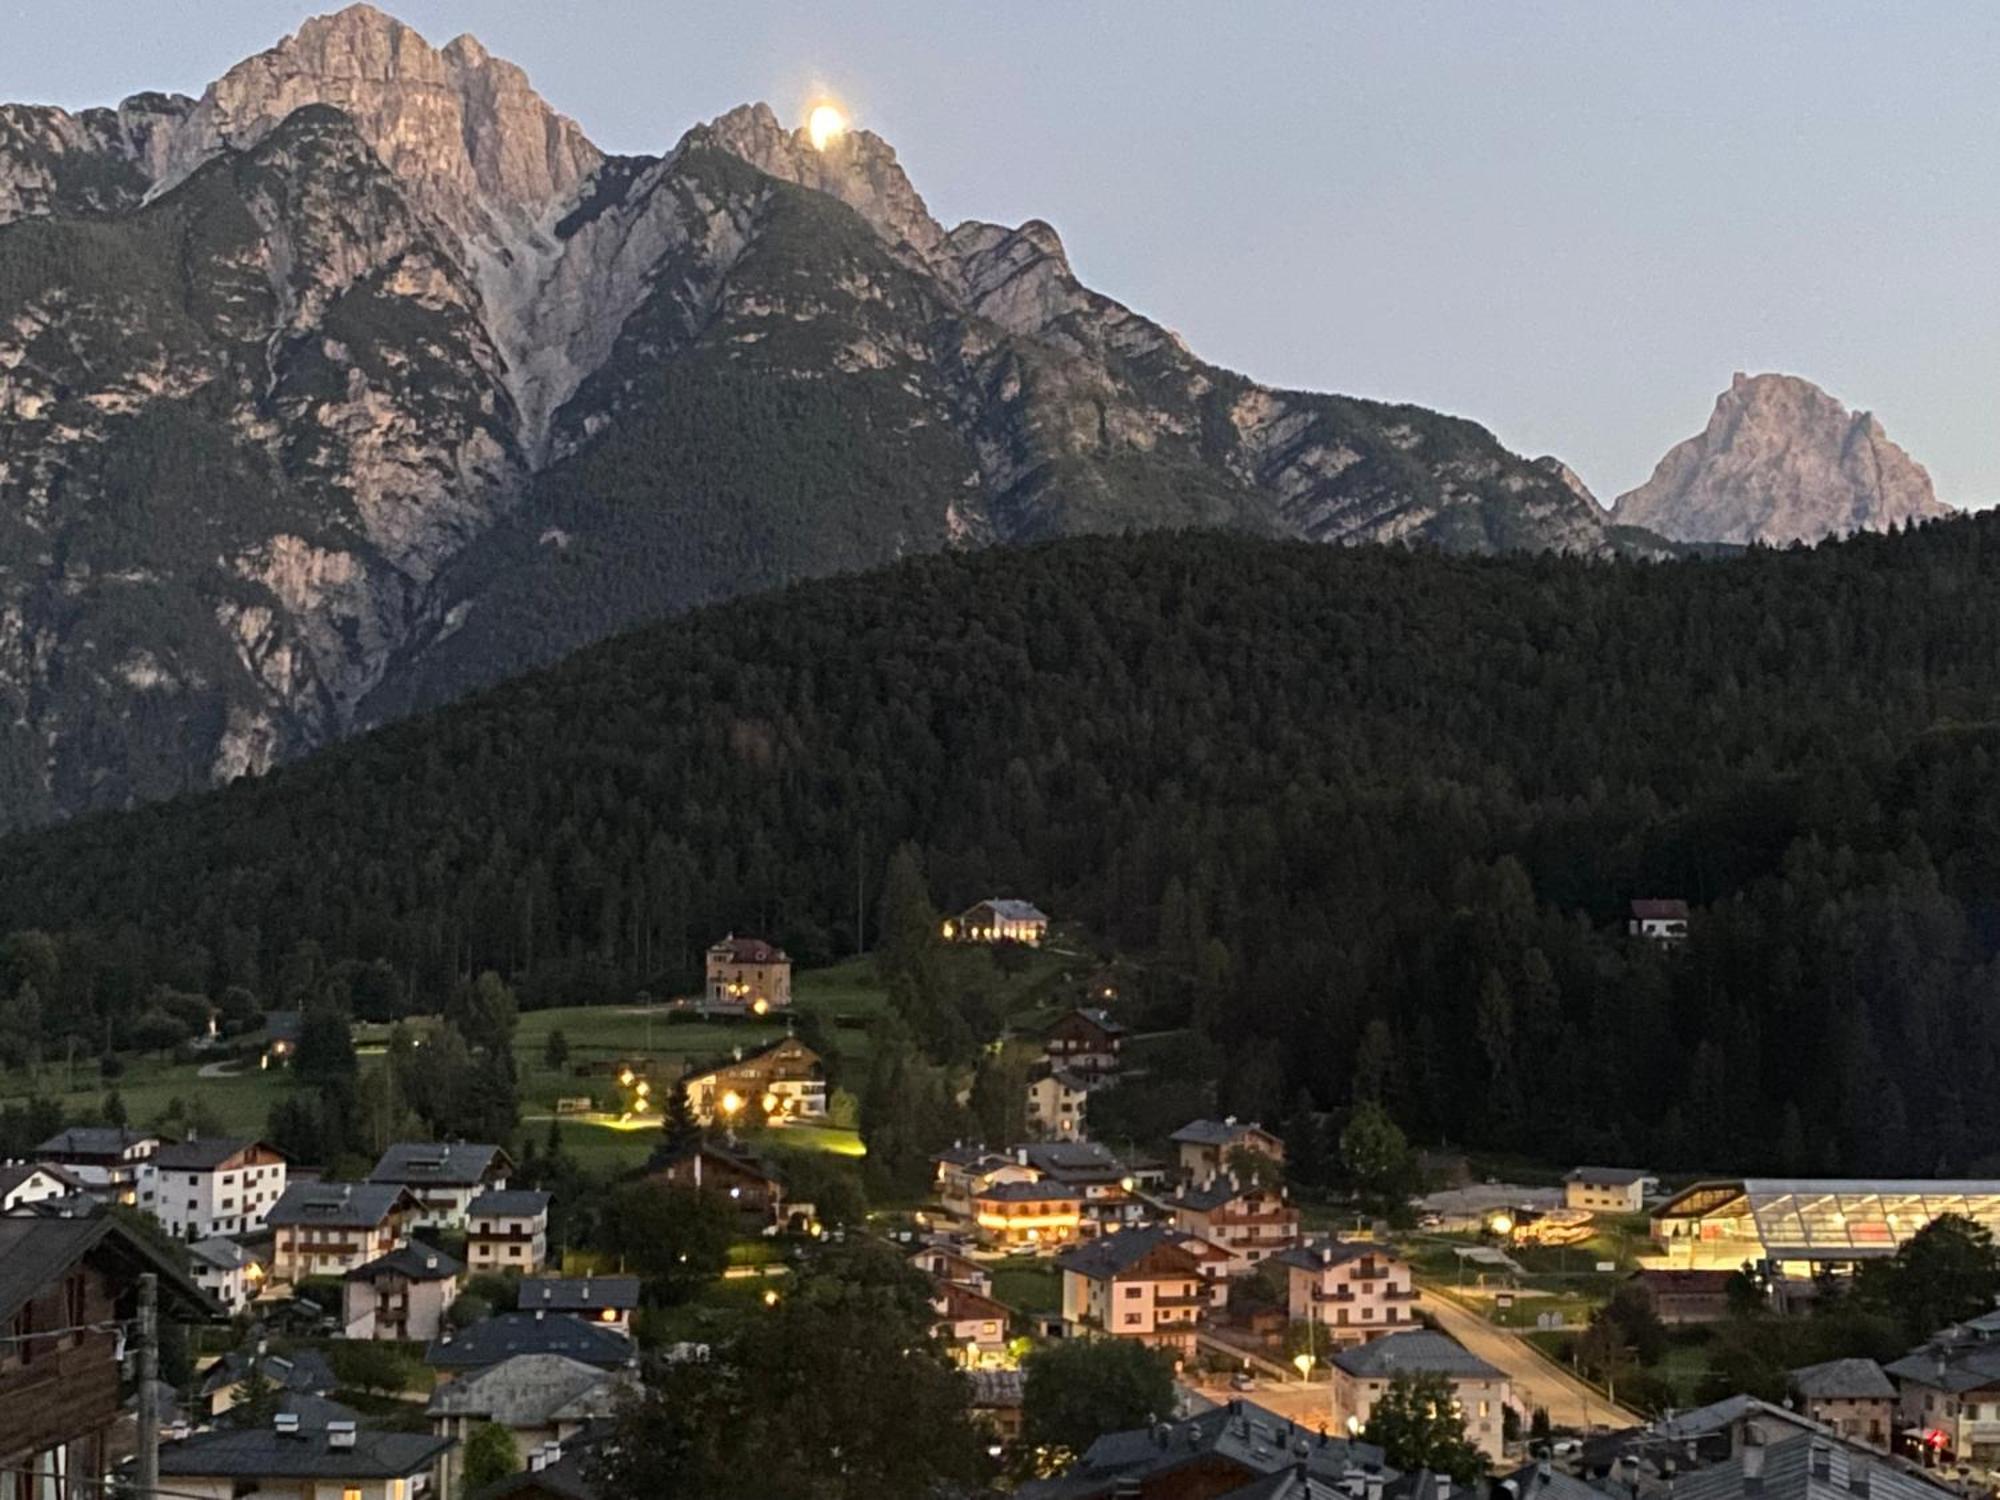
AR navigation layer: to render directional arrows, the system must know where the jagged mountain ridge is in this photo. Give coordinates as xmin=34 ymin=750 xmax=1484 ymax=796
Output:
xmin=1613 ymin=372 xmax=1954 ymax=545
xmin=0 ymin=3 xmax=1623 ymax=828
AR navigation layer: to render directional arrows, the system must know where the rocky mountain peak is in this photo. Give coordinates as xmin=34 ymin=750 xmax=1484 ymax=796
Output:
xmin=699 ymin=101 xmax=948 ymax=271
xmin=1613 ymin=372 xmax=1952 ymax=545
xmin=155 ymin=2 xmax=600 ymax=237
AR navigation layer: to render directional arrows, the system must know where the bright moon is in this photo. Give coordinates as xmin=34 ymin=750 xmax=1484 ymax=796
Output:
xmin=808 ymin=104 xmax=848 ymax=150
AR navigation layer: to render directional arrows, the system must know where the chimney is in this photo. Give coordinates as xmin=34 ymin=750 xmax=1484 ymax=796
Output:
xmin=1438 ymin=1477 xmax=1451 ymax=1500
xmin=273 ymin=1412 xmax=300 ymax=1438
xmin=1743 ymin=1426 xmax=1766 ymax=1491
xmin=328 ymin=1419 xmax=357 ymax=1451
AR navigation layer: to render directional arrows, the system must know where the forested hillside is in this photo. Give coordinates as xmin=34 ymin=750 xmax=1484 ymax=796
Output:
xmin=4 ymin=521 xmax=2000 ymax=1173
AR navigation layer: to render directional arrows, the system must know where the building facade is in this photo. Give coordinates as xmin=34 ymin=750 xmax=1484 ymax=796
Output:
xmin=268 ymin=1182 xmax=418 ymax=1283
xmin=1169 ymin=1118 xmax=1287 ymax=1183
xmin=32 ymin=1127 xmax=160 ymax=1208
xmin=948 ymin=899 xmax=1049 ymax=946
xmin=1025 ymin=1061 xmax=1089 ymax=1141
xmin=1789 ymin=1359 xmax=1895 ymax=1449
xmin=367 ymin=1142 xmax=512 ymax=1230
xmin=344 ymin=1245 xmax=462 ymax=1342
xmin=466 ymin=1190 xmax=552 ymax=1274
xmin=1278 ymin=1240 xmax=1420 ymax=1343
xmin=142 ymin=1138 xmax=288 ymax=1242
xmin=704 ymin=935 xmax=792 ymax=1011
xmin=1165 ymin=1178 xmax=1301 ymax=1269
xmin=1565 ymin=1167 xmax=1653 ymax=1213
xmin=1058 ymin=1228 xmax=1213 ymax=1354
xmin=0 ymin=1216 xmax=212 ymax=1499
xmin=1331 ymin=1330 xmax=1511 ymax=1463
xmin=971 ymin=1179 xmax=1083 ymax=1249
xmin=1043 ymin=1009 xmax=1127 ymax=1082
xmin=681 ymin=1035 xmax=826 ymax=1124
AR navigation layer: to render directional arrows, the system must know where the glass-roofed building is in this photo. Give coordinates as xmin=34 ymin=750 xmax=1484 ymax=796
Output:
xmin=1649 ymin=1179 xmax=2000 ymax=1273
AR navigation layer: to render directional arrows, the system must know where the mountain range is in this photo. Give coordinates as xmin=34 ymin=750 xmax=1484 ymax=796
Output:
xmin=0 ymin=5 xmax=1955 ymax=828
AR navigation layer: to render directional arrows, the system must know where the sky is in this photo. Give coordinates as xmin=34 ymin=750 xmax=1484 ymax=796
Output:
xmin=6 ymin=2 xmax=1998 ymax=506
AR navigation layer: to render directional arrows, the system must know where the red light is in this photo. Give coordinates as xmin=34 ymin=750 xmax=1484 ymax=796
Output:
xmin=1926 ymin=1430 xmax=1948 ymax=1449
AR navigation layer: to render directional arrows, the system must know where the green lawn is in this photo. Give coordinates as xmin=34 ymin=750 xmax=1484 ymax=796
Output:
xmin=0 ymin=1049 xmax=304 ymax=1137
xmin=991 ymin=1263 xmax=1062 ymax=1315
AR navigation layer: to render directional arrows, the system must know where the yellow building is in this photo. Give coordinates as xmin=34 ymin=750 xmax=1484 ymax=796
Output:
xmin=704 ymin=935 xmax=792 ymax=1011
xmin=971 ymin=1179 xmax=1082 ymax=1249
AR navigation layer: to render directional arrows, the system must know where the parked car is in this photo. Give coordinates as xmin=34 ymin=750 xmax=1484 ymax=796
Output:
xmin=1231 ymin=1372 xmax=1257 ymax=1392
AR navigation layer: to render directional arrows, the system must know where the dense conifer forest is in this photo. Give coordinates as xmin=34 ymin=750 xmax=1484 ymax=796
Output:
xmin=5 ymin=520 xmax=2000 ymax=1173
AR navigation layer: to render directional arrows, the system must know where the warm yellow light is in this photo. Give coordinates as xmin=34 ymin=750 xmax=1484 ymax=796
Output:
xmin=761 ymin=1092 xmax=780 ymax=1115
xmin=751 ymin=997 xmax=770 ymax=1016
xmin=721 ymin=1090 xmax=744 ymax=1115
xmin=619 ymin=1069 xmax=635 ymax=1087
xmin=762 ymin=1288 xmax=781 ymax=1307
xmin=1293 ymin=1353 xmax=1314 ymax=1377
xmin=635 ymin=1080 xmax=651 ymax=1095
xmin=808 ymin=103 xmax=848 ymax=150
xmin=600 ymin=1307 xmax=617 ymax=1323
xmin=1488 ymin=1213 xmax=1514 ymax=1236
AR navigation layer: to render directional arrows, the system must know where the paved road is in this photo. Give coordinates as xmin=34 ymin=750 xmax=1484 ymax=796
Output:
xmin=1422 ymin=1288 xmax=1641 ymax=1432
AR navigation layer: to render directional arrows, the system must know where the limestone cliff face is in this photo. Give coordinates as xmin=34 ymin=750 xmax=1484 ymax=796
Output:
xmin=1613 ymin=373 xmax=1952 ymax=545
xmin=0 ymin=4 xmax=1623 ymax=826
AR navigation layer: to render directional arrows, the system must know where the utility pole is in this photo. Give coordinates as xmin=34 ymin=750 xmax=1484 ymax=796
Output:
xmin=854 ymin=831 xmax=866 ymax=956
xmin=137 ymin=1272 xmax=159 ymax=1500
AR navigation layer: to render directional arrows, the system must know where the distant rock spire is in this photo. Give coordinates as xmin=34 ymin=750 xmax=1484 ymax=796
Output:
xmin=1613 ymin=373 xmax=1953 ymax=545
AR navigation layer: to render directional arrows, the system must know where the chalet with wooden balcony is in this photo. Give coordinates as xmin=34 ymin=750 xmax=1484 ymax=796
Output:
xmin=367 ymin=1141 xmax=513 ymax=1230
xmin=343 ymin=1243 xmax=462 ymax=1342
xmin=32 ymin=1126 xmax=160 ymax=1209
xmin=466 ymin=1189 xmax=553 ymax=1274
xmin=930 ymin=1279 xmax=1014 ymax=1367
xmin=1043 ymin=1008 xmax=1127 ymax=1082
xmin=268 ymin=1181 xmax=419 ymax=1283
xmin=648 ymin=1139 xmax=786 ymax=1231
xmin=1276 ymin=1239 xmax=1420 ymax=1344
xmin=1163 ymin=1175 xmax=1301 ymax=1269
xmin=680 ymin=1034 xmax=827 ymax=1125
xmin=1057 ymin=1226 xmax=1217 ymax=1354
xmin=1169 ymin=1117 xmax=1286 ymax=1184
xmin=0 ymin=1213 xmax=216 ymax=1497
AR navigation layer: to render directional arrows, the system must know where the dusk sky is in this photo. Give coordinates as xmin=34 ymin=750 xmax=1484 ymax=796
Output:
xmin=8 ymin=1 xmax=1997 ymax=505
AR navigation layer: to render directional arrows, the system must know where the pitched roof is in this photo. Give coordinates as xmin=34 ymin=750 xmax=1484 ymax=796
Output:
xmin=965 ymin=1368 xmax=1025 ymax=1408
xmin=1017 ymin=1400 xmax=1384 ymax=1500
xmin=0 ymin=1212 xmax=217 ymax=1325
xmin=1330 ymin=1329 xmax=1502 ymax=1381
xmin=1630 ymin=899 xmax=1690 ymax=920
xmin=707 ymin=934 xmax=787 ymax=963
xmin=266 ymin=1181 xmax=412 ymax=1229
xmin=682 ymin=1033 xmax=823 ymax=1082
xmin=1790 ymin=1358 xmax=1895 ymax=1400
xmin=1056 ymin=1226 xmax=1200 ymax=1281
xmin=1169 ymin=1176 xmax=1286 ymax=1213
xmin=157 ymin=1426 xmax=451 ymax=1481
xmin=426 ymin=1313 xmax=636 ymax=1372
xmin=189 ymin=1237 xmax=258 ymax=1273
xmin=933 ymin=1280 xmax=1012 ymax=1325
xmin=977 ymin=1179 xmax=1082 ymax=1206
xmin=468 ymin=1189 xmax=553 ymax=1219
xmin=155 ymin=1137 xmax=273 ymax=1171
xmin=649 ymin=1136 xmax=781 ymax=1187
xmin=427 ymin=1352 xmax=631 ymax=1426
xmin=1566 ymin=1166 xmax=1651 ymax=1187
xmin=966 ymin=899 xmax=1049 ymax=923
xmin=34 ymin=1125 xmax=158 ymax=1158
xmin=1053 ymin=1006 xmax=1127 ymax=1038
xmin=201 ymin=1346 xmax=340 ymax=1397
xmin=0 ymin=1162 xmax=78 ymax=1198
xmin=518 ymin=1277 xmax=642 ymax=1314
xmin=1019 ymin=1140 xmax=1127 ymax=1182
xmin=1171 ymin=1118 xmax=1271 ymax=1147
xmin=345 ymin=1244 xmax=463 ymax=1282
xmin=1672 ymin=1429 xmax=1954 ymax=1500
xmin=1275 ymin=1239 xmax=1394 ymax=1274
xmin=368 ymin=1142 xmax=509 ymax=1188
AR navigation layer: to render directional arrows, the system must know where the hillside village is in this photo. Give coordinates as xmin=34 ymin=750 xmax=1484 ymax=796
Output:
xmin=7 ymin=887 xmax=2000 ymax=1500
